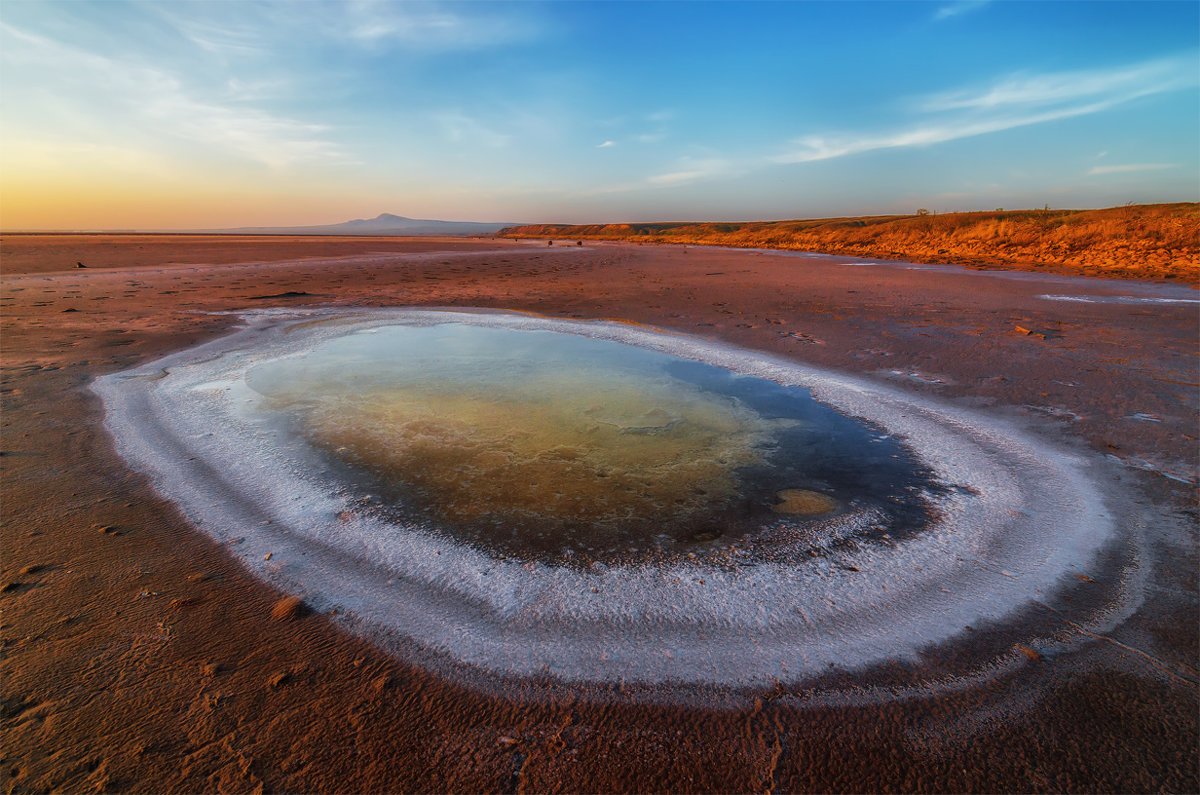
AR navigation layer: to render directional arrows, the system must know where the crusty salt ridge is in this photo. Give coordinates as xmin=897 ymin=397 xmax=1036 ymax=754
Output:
xmin=1036 ymin=293 xmax=1200 ymax=305
xmin=93 ymin=308 xmax=1141 ymax=690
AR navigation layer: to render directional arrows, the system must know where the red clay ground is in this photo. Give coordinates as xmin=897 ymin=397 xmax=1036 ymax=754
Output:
xmin=1 ymin=236 xmax=1196 ymax=793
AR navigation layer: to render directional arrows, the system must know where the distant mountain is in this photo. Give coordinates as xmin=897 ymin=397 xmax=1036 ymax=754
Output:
xmin=217 ymin=213 xmax=513 ymax=236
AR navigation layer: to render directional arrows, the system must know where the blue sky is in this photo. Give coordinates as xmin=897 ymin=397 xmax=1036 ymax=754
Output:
xmin=1 ymin=0 xmax=1196 ymax=228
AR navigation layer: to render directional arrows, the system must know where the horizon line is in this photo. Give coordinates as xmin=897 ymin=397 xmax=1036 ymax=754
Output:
xmin=3 ymin=200 xmax=1197 ymax=235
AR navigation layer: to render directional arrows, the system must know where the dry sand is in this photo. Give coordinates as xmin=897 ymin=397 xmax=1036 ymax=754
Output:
xmin=2 ymin=235 xmax=1196 ymax=793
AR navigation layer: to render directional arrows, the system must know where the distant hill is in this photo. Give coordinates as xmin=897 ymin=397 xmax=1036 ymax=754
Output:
xmin=499 ymin=203 xmax=1200 ymax=281
xmin=217 ymin=213 xmax=513 ymax=236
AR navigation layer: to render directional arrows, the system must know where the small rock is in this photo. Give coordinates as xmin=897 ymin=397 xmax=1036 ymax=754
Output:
xmin=268 ymin=671 xmax=290 ymax=688
xmin=498 ymin=736 xmax=520 ymax=746
xmin=772 ymin=489 xmax=838 ymax=516
xmin=75 ymin=262 xmax=87 ymax=269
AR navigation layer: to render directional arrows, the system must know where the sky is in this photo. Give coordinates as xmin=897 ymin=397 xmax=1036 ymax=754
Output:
xmin=1 ymin=0 xmax=1197 ymax=229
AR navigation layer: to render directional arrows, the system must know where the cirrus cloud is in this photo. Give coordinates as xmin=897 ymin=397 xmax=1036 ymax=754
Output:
xmin=775 ymin=53 xmax=1199 ymax=164
xmin=1088 ymin=163 xmax=1176 ymax=176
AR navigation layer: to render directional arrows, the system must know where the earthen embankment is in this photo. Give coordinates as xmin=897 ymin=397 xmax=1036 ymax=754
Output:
xmin=500 ymin=203 xmax=1200 ymax=281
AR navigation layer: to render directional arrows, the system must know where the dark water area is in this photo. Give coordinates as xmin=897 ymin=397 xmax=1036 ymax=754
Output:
xmin=662 ymin=358 xmax=939 ymax=547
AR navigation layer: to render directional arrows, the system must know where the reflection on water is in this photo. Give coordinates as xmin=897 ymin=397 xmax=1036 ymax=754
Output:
xmin=246 ymin=323 xmax=930 ymax=560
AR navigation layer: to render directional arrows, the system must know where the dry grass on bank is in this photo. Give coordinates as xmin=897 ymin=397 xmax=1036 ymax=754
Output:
xmin=500 ymin=203 xmax=1199 ymax=281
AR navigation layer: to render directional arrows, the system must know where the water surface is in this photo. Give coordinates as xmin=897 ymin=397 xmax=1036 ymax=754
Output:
xmin=246 ymin=323 xmax=931 ymax=561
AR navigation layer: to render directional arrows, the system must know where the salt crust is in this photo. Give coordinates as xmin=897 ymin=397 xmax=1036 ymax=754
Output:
xmin=94 ymin=308 xmax=1136 ymax=688
xmin=1036 ymin=293 xmax=1199 ymax=305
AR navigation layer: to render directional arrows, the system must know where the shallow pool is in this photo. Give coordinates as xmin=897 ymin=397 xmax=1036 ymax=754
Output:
xmin=93 ymin=309 xmax=1136 ymax=693
xmin=244 ymin=323 xmax=933 ymax=562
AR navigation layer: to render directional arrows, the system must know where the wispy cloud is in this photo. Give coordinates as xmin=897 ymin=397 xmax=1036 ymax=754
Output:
xmin=933 ymin=1 xmax=991 ymax=22
xmin=147 ymin=0 xmax=541 ymax=58
xmin=433 ymin=111 xmax=511 ymax=148
xmin=921 ymin=55 xmax=1196 ymax=112
xmin=636 ymin=109 xmax=673 ymax=144
xmin=0 ymin=22 xmax=348 ymax=169
xmin=223 ymin=77 xmax=291 ymax=102
xmin=648 ymin=170 xmax=710 ymax=186
xmin=341 ymin=0 xmax=542 ymax=50
xmin=597 ymin=140 xmax=616 ymax=148
xmin=647 ymin=157 xmax=736 ymax=186
xmin=775 ymin=53 xmax=1199 ymax=164
xmin=1088 ymin=163 xmax=1176 ymax=176
xmin=152 ymin=12 xmax=266 ymax=57
xmin=775 ymin=102 xmax=1113 ymax=163
xmin=147 ymin=91 xmax=346 ymax=168
xmin=579 ymin=156 xmax=737 ymax=196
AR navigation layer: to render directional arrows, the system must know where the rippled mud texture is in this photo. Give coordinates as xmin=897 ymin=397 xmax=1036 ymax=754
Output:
xmin=2 ymin=235 xmax=1196 ymax=793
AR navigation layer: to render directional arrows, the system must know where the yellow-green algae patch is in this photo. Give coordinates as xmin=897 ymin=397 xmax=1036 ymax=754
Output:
xmin=772 ymin=489 xmax=838 ymax=516
xmin=241 ymin=320 xmax=937 ymax=559
xmin=265 ymin=367 xmax=780 ymax=531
